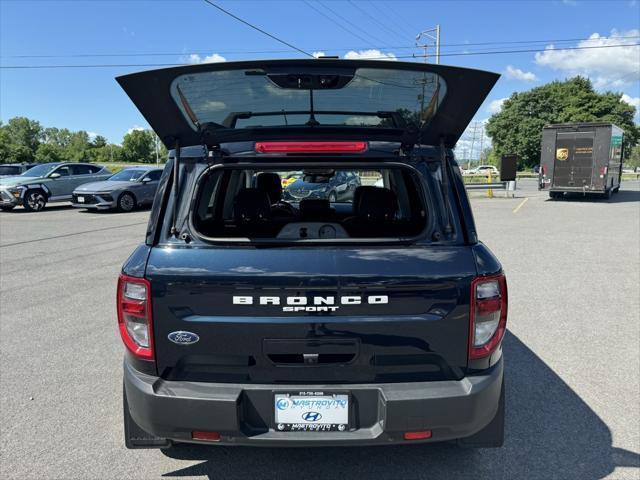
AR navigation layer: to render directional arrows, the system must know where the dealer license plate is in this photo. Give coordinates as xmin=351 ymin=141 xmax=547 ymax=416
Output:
xmin=274 ymin=393 xmax=349 ymax=432
xmin=76 ymin=196 xmax=85 ymax=203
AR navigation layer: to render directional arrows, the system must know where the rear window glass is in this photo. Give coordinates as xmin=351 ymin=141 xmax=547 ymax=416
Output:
xmin=192 ymin=166 xmax=427 ymax=241
xmin=171 ymin=67 xmax=446 ymax=132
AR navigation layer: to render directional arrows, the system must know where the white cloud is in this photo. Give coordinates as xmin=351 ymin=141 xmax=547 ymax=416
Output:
xmin=535 ymin=29 xmax=640 ymax=88
xmin=87 ymin=131 xmax=98 ymax=141
xmin=126 ymin=126 xmax=145 ymax=135
xmin=621 ymin=93 xmax=640 ymax=109
xmin=486 ymin=98 xmax=507 ymax=114
xmin=504 ymin=65 xmax=537 ymax=81
xmin=343 ymin=49 xmax=397 ymax=61
xmin=312 ymin=51 xmax=326 ymax=58
xmin=186 ymin=53 xmax=227 ymax=64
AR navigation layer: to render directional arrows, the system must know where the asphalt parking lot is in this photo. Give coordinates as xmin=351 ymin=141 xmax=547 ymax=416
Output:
xmin=0 ymin=179 xmax=638 ymax=480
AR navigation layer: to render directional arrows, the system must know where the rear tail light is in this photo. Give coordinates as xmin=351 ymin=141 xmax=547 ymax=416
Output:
xmin=117 ymin=274 xmax=154 ymax=360
xmin=469 ymin=274 xmax=507 ymax=360
xmin=255 ymin=141 xmax=368 ymax=154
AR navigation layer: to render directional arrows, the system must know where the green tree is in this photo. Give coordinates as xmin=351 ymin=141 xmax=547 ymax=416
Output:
xmin=91 ymin=135 xmax=108 ymax=149
xmin=485 ymin=77 xmax=639 ymax=168
xmin=0 ymin=117 xmax=43 ymax=163
xmin=121 ymin=129 xmax=156 ymax=163
xmin=35 ymin=143 xmax=66 ymax=163
xmin=628 ymin=144 xmax=640 ymax=169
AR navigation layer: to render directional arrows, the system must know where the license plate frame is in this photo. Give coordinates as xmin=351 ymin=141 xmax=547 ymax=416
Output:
xmin=273 ymin=391 xmax=351 ymax=432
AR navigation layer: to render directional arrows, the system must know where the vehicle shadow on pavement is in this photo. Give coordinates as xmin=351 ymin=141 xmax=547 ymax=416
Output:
xmin=160 ymin=332 xmax=639 ymax=480
xmin=3 ymin=204 xmax=74 ymax=214
xmin=544 ymin=189 xmax=640 ymax=204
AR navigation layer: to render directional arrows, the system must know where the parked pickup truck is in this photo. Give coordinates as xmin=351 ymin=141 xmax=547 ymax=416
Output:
xmin=117 ymin=59 xmax=507 ymax=449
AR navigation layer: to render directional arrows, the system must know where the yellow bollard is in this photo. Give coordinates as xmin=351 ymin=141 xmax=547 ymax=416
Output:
xmin=487 ymin=171 xmax=493 ymax=198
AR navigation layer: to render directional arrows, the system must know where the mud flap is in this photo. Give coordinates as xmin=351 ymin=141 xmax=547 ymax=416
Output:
xmin=123 ymin=384 xmax=172 ymax=449
xmin=457 ymin=377 xmax=505 ymax=448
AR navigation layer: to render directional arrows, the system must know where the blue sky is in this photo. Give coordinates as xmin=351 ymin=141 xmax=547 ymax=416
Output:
xmin=1 ymin=0 xmax=639 ymax=156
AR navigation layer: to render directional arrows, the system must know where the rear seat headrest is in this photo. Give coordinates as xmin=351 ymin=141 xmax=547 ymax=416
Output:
xmin=299 ymin=199 xmax=332 ymax=219
xmin=353 ymin=186 xmax=398 ymax=222
xmin=256 ymin=172 xmax=282 ymax=203
xmin=233 ymin=188 xmax=271 ymax=224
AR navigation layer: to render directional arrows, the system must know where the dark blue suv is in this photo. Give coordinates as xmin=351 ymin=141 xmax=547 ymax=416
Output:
xmin=117 ymin=59 xmax=507 ymax=449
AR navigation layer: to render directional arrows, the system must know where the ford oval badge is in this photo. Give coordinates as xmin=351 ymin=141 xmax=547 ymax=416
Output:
xmin=168 ymin=331 xmax=200 ymax=345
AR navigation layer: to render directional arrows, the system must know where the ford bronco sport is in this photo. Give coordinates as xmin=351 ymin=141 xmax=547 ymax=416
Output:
xmin=117 ymin=59 xmax=506 ymax=449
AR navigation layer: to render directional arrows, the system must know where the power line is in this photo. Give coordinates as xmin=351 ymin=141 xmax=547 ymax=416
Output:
xmin=302 ymin=0 xmax=374 ymax=46
xmin=1 ymin=42 xmax=638 ymax=69
xmin=347 ymin=0 xmax=408 ymax=43
xmin=316 ymin=0 xmax=392 ymax=47
xmin=201 ymin=0 xmax=313 ymax=58
xmin=3 ymin=35 xmax=638 ymax=59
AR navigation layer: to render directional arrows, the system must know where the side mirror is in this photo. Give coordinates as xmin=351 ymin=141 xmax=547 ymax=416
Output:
xmin=49 ymin=173 xmax=61 ymax=179
xmin=141 ymin=177 xmax=152 ymax=183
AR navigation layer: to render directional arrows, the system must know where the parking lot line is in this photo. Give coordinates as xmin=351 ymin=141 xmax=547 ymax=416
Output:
xmin=512 ymin=197 xmax=529 ymax=213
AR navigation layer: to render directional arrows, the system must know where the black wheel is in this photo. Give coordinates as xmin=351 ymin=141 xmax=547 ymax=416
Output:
xmin=328 ymin=191 xmax=338 ymax=203
xmin=117 ymin=192 xmax=136 ymax=212
xmin=1 ymin=205 xmax=15 ymax=212
xmin=604 ymin=188 xmax=612 ymax=200
xmin=23 ymin=189 xmax=47 ymax=212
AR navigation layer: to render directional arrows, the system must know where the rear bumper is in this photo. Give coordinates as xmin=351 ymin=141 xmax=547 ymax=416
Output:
xmin=124 ymin=357 xmax=503 ymax=446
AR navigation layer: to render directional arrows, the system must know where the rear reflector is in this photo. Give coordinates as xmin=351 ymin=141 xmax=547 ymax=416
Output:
xmin=255 ymin=141 xmax=368 ymax=154
xmin=404 ymin=430 xmax=432 ymax=440
xmin=192 ymin=431 xmax=221 ymax=442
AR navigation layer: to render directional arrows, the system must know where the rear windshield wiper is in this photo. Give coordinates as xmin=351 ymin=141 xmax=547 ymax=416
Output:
xmin=221 ymin=111 xmax=404 ymax=129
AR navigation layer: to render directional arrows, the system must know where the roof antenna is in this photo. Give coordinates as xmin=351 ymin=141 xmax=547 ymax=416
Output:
xmin=170 ymin=138 xmax=180 ymax=237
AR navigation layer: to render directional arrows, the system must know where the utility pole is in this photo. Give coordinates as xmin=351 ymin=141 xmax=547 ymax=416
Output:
xmin=415 ymin=25 xmax=440 ymax=64
xmin=468 ymin=121 xmax=480 ymax=169
xmin=479 ymin=123 xmax=485 ymax=163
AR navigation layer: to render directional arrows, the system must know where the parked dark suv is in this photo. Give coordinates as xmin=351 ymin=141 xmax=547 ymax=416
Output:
xmin=283 ymin=170 xmax=361 ymax=202
xmin=117 ymin=59 xmax=506 ymax=449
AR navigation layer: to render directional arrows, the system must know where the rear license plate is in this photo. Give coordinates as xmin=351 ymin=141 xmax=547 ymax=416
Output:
xmin=274 ymin=393 xmax=349 ymax=432
xmin=76 ymin=196 xmax=84 ymax=203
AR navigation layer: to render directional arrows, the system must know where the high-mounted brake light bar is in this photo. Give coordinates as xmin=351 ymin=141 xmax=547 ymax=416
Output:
xmin=255 ymin=141 xmax=368 ymax=154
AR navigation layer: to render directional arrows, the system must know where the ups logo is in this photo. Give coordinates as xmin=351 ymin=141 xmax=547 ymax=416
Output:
xmin=556 ymin=148 xmax=569 ymax=161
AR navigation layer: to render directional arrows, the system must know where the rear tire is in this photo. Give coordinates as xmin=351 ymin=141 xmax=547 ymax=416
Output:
xmin=117 ymin=192 xmax=136 ymax=212
xmin=457 ymin=377 xmax=505 ymax=448
xmin=22 ymin=189 xmax=47 ymax=212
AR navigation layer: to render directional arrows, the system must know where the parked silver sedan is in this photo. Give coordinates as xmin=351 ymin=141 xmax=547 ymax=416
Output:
xmin=72 ymin=166 xmax=163 ymax=211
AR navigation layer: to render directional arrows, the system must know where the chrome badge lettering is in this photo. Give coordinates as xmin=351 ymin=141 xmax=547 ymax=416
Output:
xmin=232 ymin=295 xmax=388 ymax=312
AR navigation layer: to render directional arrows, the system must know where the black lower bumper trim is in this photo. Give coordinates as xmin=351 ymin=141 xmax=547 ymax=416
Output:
xmin=123 ymin=358 xmax=503 ymax=447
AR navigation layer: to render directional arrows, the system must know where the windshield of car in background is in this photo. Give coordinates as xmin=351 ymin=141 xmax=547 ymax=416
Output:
xmin=109 ymin=169 xmax=148 ymax=182
xmin=170 ymin=67 xmax=446 ymax=131
xmin=20 ymin=164 xmax=58 ymax=177
xmin=192 ymin=166 xmax=428 ymax=241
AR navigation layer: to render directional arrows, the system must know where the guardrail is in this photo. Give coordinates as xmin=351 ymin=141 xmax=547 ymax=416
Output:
xmin=464 ymin=175 xmax=517 ymax=198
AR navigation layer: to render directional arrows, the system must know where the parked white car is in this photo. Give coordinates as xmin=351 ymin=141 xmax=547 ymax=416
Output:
xmin=465 ymin=165 xmax=499 ymax=176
